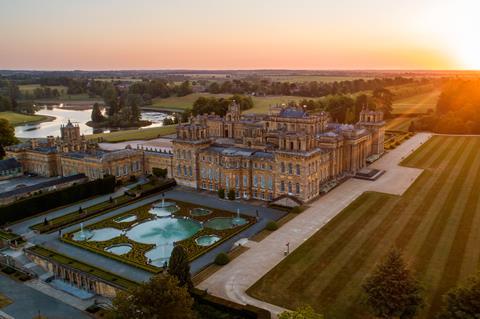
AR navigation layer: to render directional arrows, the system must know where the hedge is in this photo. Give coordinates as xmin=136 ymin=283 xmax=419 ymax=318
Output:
xmin=0 ymin=175 xmax=115 ymax=225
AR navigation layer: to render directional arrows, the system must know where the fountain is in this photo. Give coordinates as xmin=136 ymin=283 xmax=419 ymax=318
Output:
xmin=232 ymin=208 xmax=245 ymax=226
xmin=72 ymin=222 xmax=93 ymax=241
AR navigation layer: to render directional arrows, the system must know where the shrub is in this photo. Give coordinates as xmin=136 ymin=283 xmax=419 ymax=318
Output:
xmin=217 ymin=188 xmax=225 ymax=199
xmin=152 ymin=167 xmax=168 ymax=179
xmin=129 ymin=175 xmax=137 ymax=182
xmin=291 ymin=206 xmax=302 ymax=214
xmin=227 ymin=189 xmax=235 ymax=200
xmin=214 ymin=253 xmax=230 ymax=265
xmin=265 ymin=220 xmax=278 ymax=231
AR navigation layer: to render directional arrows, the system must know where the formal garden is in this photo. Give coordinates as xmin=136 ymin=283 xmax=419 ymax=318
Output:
xmin=62 ymin=199 xmax=256 ymax=273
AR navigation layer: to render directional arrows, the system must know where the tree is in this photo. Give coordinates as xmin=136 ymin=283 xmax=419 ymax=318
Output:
xmin=152 ymin=167 xmax=168 ymax=179
xmin=279 ymin=305 xmax=323 ymax=319
xmin=437 ymin=273 xmax=480 ymax=319
xmin=103 ymin=84 xmax=118 ymax=116
xmin=168 ymin=245 xmax=193 ymax=289
xmin=217 ymin=188 xmax=225 ymax=199
xmin=110 ymin=275 xmax=195 ymax=319
xmin=227 ymin=189 xmax=235 ymax=200
xmin=0 ymin=119 xmax=18 ymax=148
xmin=362 ymin=248 xmax=423 ymax=319
xmin=91 ymin=103 xmax=105 ymax=122
xmin=372 ymin=88 xmax=394 ymax=118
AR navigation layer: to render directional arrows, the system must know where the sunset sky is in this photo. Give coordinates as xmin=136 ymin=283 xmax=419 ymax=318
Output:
xmin=1 ymin=0 xmax=479 ymax=70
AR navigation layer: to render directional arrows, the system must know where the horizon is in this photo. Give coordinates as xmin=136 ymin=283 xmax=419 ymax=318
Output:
xmin=2 ymin=0 xmax=480 ymax=70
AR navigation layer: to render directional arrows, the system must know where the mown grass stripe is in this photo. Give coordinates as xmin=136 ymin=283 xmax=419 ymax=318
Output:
xmin=393 ymin=138 xmax=468 ymax=250
xmin=247 ymin=193 xmax=377 ymax=299
xmin=425 ymin=139 xmax=480 ymax=317
xmin=290 ymin=195 xmax=395 ymax=296
xmin=401 ymin=135 xmax=444 ymax=168
xmin=411 ymin=138 xmax=476 ymax=277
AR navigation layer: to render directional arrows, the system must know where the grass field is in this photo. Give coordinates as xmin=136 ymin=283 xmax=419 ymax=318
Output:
xmin=18 ymin=84 xmax=67 ymax=94
xmin=263 ymin=75 xmax=373 ymax=83
xmin=248 ymin=135 xmax=480 ymax=318
xmin=149 ymin=93 xmax=309 ymax=114
xmin=0 ymin=111 xmax=51 ymax=126
xmin=392 ymin=89 xmax=441 ymax=114
xmin=87 ymin=125 xmax=176 ymax=142
xmin=385 ymin=117 xmax=415 ymax=131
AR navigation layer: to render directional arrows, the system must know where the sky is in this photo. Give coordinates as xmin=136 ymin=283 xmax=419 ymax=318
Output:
xmin=0 ymin=0 xmax=479 ymax=70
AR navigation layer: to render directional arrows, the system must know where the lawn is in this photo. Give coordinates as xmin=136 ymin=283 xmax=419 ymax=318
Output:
xmin=248 ymin=135 xmax=480 ymax=318
xmin=150 ymin=93 xmax=319 ymax=114
xmin=264 ymin=75 xmax=373 ymax=83
xmin=18 ymin=84 xmax=67 ymax=95
xmin=87 ymin=125 xmax=177 ymax=142
xmin=0 ymin=111 xmax=51 ymax=126
xmin=392 ymin=89 xmax=441 ymax=115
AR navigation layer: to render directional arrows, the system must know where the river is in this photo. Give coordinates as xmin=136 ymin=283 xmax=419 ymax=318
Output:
xmin=15 ymin=106 xmax=173 ymax=139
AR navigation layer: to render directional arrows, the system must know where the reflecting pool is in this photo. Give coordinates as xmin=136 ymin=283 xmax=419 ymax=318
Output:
xmin=195 ymin=235 xmax=221 ymax=246
xmin=104 ymin=244 xmax=132 ymax=255
xmin=204 ymin=217 xmax=248 ymax=230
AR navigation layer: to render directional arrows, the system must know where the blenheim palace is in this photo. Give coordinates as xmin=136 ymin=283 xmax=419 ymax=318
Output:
xmin=6 ymin=103 xmax=385 ymax=203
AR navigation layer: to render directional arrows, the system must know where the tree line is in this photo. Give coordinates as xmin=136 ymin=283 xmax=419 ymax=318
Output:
xmin=414 ymin=79 xmax=480 ymax=134
xmin=206 ymin=76 xmax=419 ymax=97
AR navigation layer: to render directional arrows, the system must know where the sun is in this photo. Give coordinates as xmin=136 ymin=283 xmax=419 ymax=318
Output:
xmin=445 ymin=1 xmax=480 ymax=69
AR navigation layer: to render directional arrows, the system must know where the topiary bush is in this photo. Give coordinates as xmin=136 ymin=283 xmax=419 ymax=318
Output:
xmin=265 ymin=220 xmax=278 ymax=231
xmin=214 ymin=252 xmax=230 ymax=265
xmin=217 ymin=188 xmax=225 ymax=199
xmin=227 ymin=189 xmax=235 ymax=200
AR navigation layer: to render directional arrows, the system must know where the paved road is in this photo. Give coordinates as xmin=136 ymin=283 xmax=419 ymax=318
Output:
xmin=0 ymin=274 xmax=90 ymax=319
xmin=197 ymin=133 xmax=432 ymax=317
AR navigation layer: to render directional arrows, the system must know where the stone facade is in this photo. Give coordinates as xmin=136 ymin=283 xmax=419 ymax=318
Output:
xmin=171 ymin=103 xmax=385 ymax=202
xmin=5 ymin=104 xmax=384 ymax=203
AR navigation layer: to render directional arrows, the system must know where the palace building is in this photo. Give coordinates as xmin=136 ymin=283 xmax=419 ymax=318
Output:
xmin=171 ymin=103 xmax=385 ymax=202
xmin=5 ymin=103 xmax=384 ymax=203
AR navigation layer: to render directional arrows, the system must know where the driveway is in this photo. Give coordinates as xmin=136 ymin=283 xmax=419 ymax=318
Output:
xmin=197 ymin=133 xmax=432 ymax=316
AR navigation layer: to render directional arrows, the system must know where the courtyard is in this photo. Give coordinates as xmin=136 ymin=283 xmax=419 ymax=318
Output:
xmin=247 ymin=135 xmax=480 ymax=318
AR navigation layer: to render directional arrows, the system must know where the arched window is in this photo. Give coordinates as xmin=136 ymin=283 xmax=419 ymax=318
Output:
xmin=296 ymin=183 xmax=300 ymax=194
xmin=288 ymin=163 xmax=293 ymax=174
xmin=296 ymin=164 xmax=301 ymax=175
xmin=280 ymin=181 xmax=285 ymax=192
xmin=281 ymin=162 xmax=285 ymax=173
xmin=288 ymin=182 xmax=292 ymax=193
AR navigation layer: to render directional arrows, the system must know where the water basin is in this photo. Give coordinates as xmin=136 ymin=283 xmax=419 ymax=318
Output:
xmin=104 ymin=244 xmax=132 ymax=255
xmin=195 ymin=235 xmax=221 ymax=246
xmin=114 ymin=214 xmax=137 ymax=223
xmin=204 ymin=217 xmax=248 ymax=230
xmin=73 ymin=228 xmax=122 ymax=242
xmin=190 ymin=208 xmax=212 ymax=216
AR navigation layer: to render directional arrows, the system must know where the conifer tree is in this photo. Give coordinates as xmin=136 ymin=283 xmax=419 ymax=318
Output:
xmin=168 ymin=245 xmax=193 ymax=289
xmin=437 ymin=273 xmax=480 ymax=319
xmin=362 ymin=248 xmax=424 ymax=319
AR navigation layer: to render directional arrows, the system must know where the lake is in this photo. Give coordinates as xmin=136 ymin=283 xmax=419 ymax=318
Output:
xmin=15 ymin=106 xmax=173 ymax=139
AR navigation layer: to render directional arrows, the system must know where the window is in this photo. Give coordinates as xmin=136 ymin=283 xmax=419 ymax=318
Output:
xmin=253 ymin=175 xmax=258 ymax=187
xmin=183 ymin=166 xmax=187 ymax=176
xmin=281 ymin=162 xmax=285 ymax=173
xmin=288 ymin=163 xmax=293 ymax=174
xmin=296 ymin=183 xmax=300 ymax=194
xmin=260 ymin=175 xmax=265 ymax=189
xmin=288 ymin=182 xmax=292 ymax=193
xmin=280 ymin=181 xmax=285 ymax=192
xmin=243 ymin=175 xmax=248 ymax=187
xmin=189 ymin=166 xmax=193 ymax=176
xmin=235 ymin=175 xmax=239 ymax=187
xmin=296 ymin=164 xmax=301 ymax=175
xmin=268 ymin=177 xmax=273 ymax=190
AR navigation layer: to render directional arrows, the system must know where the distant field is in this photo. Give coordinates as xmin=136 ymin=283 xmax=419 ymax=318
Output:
xmin=264 ymin=75 xmax=373 ymax=83
xmin=18 ymin=84 xmax=67 ymax=94
xmin=149 ymin=93 xmax=309 ymax=114
xmin=392 ymin=89 xmax=440 ymax=114
xmin=385 ymin=117 xmax=415 ymax=131
xmin=87 ymin=125 xmax=176 ymax=143
xmin=248 ymin=135 xmax=480 ymax=318
xmin=0 ymin=111 xmax=51 ymax=126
